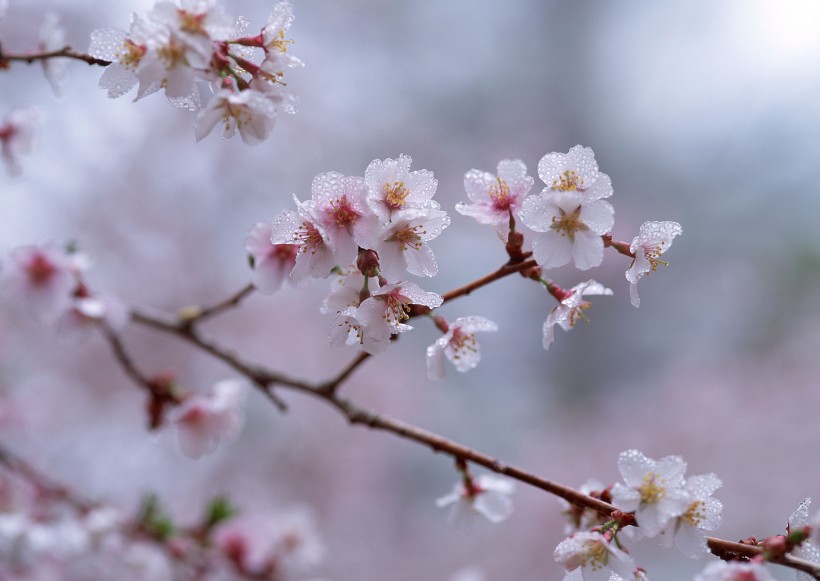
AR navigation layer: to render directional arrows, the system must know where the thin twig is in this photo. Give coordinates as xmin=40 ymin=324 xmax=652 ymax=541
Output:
xmin=0 ymin=45 xmax=111 ymax=67
xmin=179 ymin=283 xmax=256 ymax=328
xmin=440 ymin=257 xmax=536 ymax=304
xmin=316 ymin=352 xmax=370 ymax=396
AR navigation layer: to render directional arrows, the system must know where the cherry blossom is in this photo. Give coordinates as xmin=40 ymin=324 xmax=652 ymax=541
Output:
xmin=693 ymin=560 xmax=776 ymax=581
xmin=559 ymin=479 xmax=609 ymax=535
xmin=611 ymin=450 xmax=691 ymax=538
xmin=538 ymin=145 xmax=613 ymax=199
xmin=626 ymin=221 xmax=682 ymax=308
xmin=355 ymin=281 xmax=442 ymax=348
xmin=308 ymin=172 xmax=371 ymax=265
xmin=4 ymin=243 xmax=77 ymax=320
xmin=270 ymin=199 xmax=336 ymax=283
xmin=456 ymin=159 xmax=534 ymax=239
xmin=426 ymin=316 xmax=498 ymax=380
xmin=436 ymin=474 xmax=514 ymax=525
xmin=543 ymin=280 xmax=613 ymax=351
xmin=245 ymin=222 xmax=297 ymax=294
xmin=195 ymin=87 xmax=277 ymax=144
xmin=364 ymin=154 xmax=439 ymax=223
xmin=0 ymin=107 xmax=43 ymax=175
xmin=89 ymin=14 xmax=163 ymax=100
xmin=168 ymin=379 xmax=245 ymax=459
xmin=659 ymin=473 xmax=722 ymax=559
xmin=554 ymin=531 xmax=635 ymax=581
xmin=788 ymin=499 xmax=820 ymax=581
xmin=260 ymin=1 xmax=303 ymax=72
xmin=361 ymin=207 xmax=450 ymax=280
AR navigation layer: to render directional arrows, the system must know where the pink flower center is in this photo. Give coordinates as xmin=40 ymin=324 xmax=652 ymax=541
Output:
xmin=643 ymin=242 xmax=668 ymax=271
xmin=26 ymin=254 xmax=56 ymax=286
xmin=489 ymin=178 xmax=512 ymax=211
xmin=118 ymin=39 xmax=146 ymax=70
xmin=382 ymin=291 xmax=412 ymax=326
xmin=178 ymin=10 xmax=207 ymax=35
xmin=449 ymin=328 xmax=478 ymax=359
xmin=327 ymin=196 xmax=361 ymax=229
xmin=270 ymin=244 xmax=298 ymax=262
xmin=293 ymin=221 xmax=325 ymax=254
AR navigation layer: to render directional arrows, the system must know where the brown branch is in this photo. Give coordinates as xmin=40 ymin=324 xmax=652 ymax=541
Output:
xmin=440 ymin=256 xmax=536 ymax=304
xmin=178 ymin=283 xmax=255 ymax=328
xmin=0 ymin=45 xmax=111 ymax=67
xmin=104 ymin=326 xmax=155 ymax=392
xmin=107 ymin=263 xmax=820 ymax=579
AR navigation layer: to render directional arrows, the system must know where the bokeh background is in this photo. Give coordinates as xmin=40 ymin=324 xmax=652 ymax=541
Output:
xmin=2 ymin=0 xmax=820 ymax=579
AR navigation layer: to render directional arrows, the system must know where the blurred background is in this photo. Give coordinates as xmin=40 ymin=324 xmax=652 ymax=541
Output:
xmin=2 ymin=0 xmax=820 ymax=578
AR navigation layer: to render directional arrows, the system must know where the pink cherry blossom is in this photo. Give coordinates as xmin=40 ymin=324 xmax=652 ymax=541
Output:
xmin=364 ymin=154 xmax=438 ymax=223
xmin=554 ymin=531 xmax=635 ymax=581
xmin=168 ymin=379 xmax=245 ymax=459
xmin=436 ymin=474 xmax=514 ymax=525
xmin=4 ymin=244 xmax=77 ymax=320
xmin=626 ymin=221 xmax=682 ymax=308
xmin=456 ymin=159 xmax=534 ymax=239
xmin=0 ymin=107 xmax=43 ymax=175
xmin=245 ymin=222 xmax=297 ymax=294
xmin=308 ymin=172 xmax=370 ymax=266
xmin=270 ymin=199 xmax=336 ymax=283
xmin=426 ymin=316 xmax=498 ymax=380
xmin=543 ymin=280 xmax=613 ymax=351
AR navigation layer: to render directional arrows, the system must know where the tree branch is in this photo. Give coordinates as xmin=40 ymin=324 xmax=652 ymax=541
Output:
xmin=0 ymin=45 xmax=111 ymax=67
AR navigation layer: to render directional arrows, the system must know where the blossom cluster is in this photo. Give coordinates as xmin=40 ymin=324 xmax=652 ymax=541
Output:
xmin=0 ymin=468 xmax=323 ymax=580
xmin=248 ymin=147 xmax=682 ymax=382
xmin=88 ymin=0 xmax=302 ymax=144
xmin=554 ymin=449 xmax=726 ymax=581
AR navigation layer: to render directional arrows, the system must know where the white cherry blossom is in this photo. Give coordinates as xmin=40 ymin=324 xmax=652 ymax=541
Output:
xmin=694 ymin=560 xmax=776 ymax=581
xmin=659 ymin=473 xmax=722 ymax=559
xmin=789 ymin=499 xmax=820 ymax=581
xmin=89 ymin=15 xmax=163 ymax=100
xmin=245 ymin=222 xmax=297 ymax=294
xmin=456 ymin=159 xmax=534 ymax=239
xmin=261 ymin=1 xmax=303 ymax=73
xmin=356 ymin=281 xmax=442 ymax=347
xmin=611 ymin=450 xmax=691 ymax=538
xmin=520 ymin=189 xmax=614 ymax=271
xmin=626 ymin=221 xmax=682 ymax=308
xmin=426 ymin=316 xmax=498 ymax=380
xmin=195 ymin=88 xmax=277 ymax=144
xmin=554 ymin=531 xmax=635 ymax=581
xmin=361 ymin=207 xmax=450 ymax=280
xmin=538 ymin=145 xmax=613 ymax=199
xmin=168 ymin=379 xmax=245 ymax=459
xmin=436 ymin=474 xmax=514 ymax=525
xmin=543 ymin=280 xmax=613 ymax=351
xmin=364 ymin=154 xmax=438 ymax=223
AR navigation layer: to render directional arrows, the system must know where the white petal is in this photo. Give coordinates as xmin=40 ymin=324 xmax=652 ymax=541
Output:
xmin=532 ymin=231 xmax=572 ymax=269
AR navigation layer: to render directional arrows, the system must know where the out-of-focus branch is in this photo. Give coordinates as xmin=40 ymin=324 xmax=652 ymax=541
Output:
xmin=0 ymin=44 xmax=111 ymax=67
xmin=177 ymin=283 xmax=255 ymax=328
